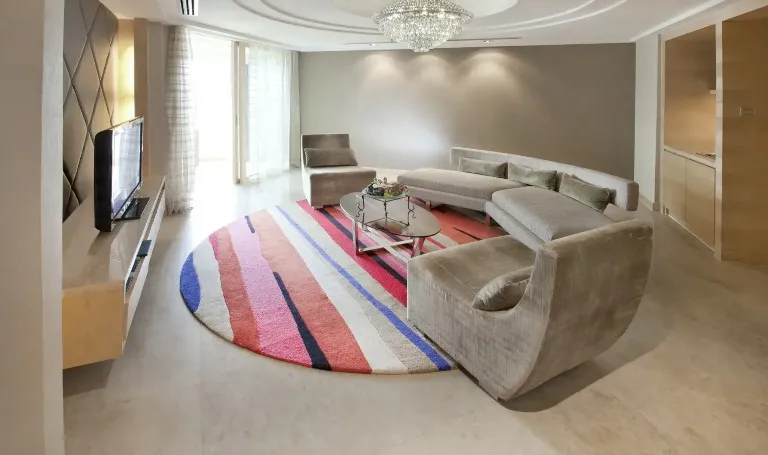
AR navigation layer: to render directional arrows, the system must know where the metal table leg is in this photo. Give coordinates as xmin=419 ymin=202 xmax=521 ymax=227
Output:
xmin=412 ymin=238 xmax=426 ymax=257
xmin=353 ymin=220 xmax=360 ymax=255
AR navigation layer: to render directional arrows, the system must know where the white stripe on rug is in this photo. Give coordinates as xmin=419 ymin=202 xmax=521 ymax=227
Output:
xmin=268 ymin=206 xmax=408 ymax=373
xmin=192 ymin=239 xmax=234 ymax=341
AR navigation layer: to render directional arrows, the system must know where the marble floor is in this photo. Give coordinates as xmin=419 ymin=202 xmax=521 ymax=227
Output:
xmin=63 ymin=166 xmax=768 ymax=454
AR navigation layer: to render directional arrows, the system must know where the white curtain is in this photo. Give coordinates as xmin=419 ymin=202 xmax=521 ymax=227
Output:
xmin=165 ymin=26 xmax=198 ymax=213
xmin=240 ymin=44 xmax=298 ymax=183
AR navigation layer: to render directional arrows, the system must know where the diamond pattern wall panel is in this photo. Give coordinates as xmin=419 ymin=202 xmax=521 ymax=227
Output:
xmin=62 ymin=0 xmax=118 ymax=220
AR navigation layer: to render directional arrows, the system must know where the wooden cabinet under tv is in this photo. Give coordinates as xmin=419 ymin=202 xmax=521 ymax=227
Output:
xmin=61 ymin=175 xmax=165 ymax=369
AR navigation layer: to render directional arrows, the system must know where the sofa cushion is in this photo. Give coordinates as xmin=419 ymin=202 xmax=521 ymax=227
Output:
xmin=559 ymin=174 xmax=612 ymax=212
xmin=305 ymin=165 xmax=375 ymax=181
xmin=492 ymin=187 xmax=613 ymax=242
xmin=399 ymin=168 xmax=524 ymax=201
xmin=304 ymin=148 xmax=358 ymax=168
xmin=507 ymin=163 xmax=558 ymax=191
xmin=473 ymin=266 xmax=533 ymax=312
xmin=459 ymin=157 xmax=507 ymax=179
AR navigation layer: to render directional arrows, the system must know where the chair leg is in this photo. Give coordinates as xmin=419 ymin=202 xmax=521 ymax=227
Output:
xmin=426 ymin=201 xmax=432 ymax=211
xmin=485 ymin=213 xmax=491 ymax=226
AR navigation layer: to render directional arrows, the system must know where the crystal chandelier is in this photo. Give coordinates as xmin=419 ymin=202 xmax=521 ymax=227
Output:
xmin=373 ymin=0 xmax=474 ymax=53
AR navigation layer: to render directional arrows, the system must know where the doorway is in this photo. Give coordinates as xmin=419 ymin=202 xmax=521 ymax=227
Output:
xmin=190 ymin=32 xmax=236 ymax=201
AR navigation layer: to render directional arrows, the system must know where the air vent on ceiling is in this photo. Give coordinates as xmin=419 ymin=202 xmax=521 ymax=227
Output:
xmin=180 ymin=0 xmax=198 ymax=16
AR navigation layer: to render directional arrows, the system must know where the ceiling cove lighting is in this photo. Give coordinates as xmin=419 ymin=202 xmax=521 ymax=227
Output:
xmin=373 ymin=0 xmax=474 ymax=53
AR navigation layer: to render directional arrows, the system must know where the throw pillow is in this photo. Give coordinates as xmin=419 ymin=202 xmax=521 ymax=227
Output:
xmin=458 ymin=157 xmax=507 ymax=179
xmin=472 ymin=267 xmax=534 ymax=312
xmin=559 ymin=174 xmax=612 ymax=212
xmin=507 ymin=163 xmax=558 ymax=190
xmin=304 ymin=148 xmax=358 ymax=168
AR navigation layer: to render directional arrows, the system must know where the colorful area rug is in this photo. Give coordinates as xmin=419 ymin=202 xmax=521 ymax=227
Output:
xmin=180 ymin=200 xmax=503 ymax=374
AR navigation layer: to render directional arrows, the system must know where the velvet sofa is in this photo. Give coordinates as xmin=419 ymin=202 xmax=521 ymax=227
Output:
xmin=408 ymin=220 xmax=653 ymax=400
xmin=398 ymin=148 xmax=640 ymax=250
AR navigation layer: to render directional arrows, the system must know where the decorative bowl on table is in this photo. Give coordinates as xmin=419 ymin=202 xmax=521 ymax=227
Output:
xmin=363 ymin=178 xmax=408 ymax=200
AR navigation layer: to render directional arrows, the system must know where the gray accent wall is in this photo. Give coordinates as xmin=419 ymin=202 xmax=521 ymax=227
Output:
xmin=300 ymin=44 xmax=636 ymax=179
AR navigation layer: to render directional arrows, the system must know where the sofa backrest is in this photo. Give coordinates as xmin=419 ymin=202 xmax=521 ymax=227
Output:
xmin=301 ymin=134 xmax=351 ymax=166
xmin=515 ymin=219 xmax=653 ymax=396
xmin=451 ymin=147 xmax=640 ymax=211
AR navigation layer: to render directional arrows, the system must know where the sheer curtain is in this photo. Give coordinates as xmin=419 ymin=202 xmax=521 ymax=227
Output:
xmin=165 ymin=26 xmax=198 ymax=213
xmin=239 ymin=44 xmax=298 ymax=183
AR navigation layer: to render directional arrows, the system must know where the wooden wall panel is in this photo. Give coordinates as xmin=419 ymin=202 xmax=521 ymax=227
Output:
xmin=664 ymin=26 xmax=717 ymax=154
xmin=720 ymin=16 xmax=768 ymax=264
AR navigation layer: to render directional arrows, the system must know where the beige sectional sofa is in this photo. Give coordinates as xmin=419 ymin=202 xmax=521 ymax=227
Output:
xmin=399 ymin=147 xmax=640 ymax=250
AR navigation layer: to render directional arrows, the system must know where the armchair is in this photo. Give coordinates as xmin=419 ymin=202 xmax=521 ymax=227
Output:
xmin=407 ymin=220 xmax=653 ymax=400
xmin=301 ymin=134 xmax=376 ymax=208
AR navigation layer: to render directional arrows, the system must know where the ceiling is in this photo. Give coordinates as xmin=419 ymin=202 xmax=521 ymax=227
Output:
xmin=102 ymin=0 xmax=742 ymax=51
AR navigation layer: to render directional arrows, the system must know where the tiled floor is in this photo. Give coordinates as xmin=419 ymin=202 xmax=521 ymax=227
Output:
xmin=63 ymin=167 xmax=768 ymax=454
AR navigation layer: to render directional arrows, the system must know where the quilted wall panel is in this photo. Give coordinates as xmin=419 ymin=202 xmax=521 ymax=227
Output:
xmin=63 ymin=0 xmax=118 ymax=220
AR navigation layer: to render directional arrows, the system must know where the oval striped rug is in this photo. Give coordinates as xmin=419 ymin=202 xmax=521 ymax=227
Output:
xmin=179 ymin=200 xmax=503 ymax=374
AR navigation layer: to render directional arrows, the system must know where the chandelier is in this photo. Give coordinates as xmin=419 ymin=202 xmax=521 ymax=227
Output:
xmin=373 ymin=0 xmax=474 ymax=53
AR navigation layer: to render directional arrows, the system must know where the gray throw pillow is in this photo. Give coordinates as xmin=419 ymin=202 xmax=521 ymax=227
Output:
xmin=304 ymin=148 xmax=358 ymax=168
xmin=458 ymin=157 xmax=507 ymax=179
xmin=559 ymin=174 xmax=612 ymax=212
xmin=508 ymin=163 xmax=557 ymax=190
xmin=472 ymin=267 xmax=534 ymax=312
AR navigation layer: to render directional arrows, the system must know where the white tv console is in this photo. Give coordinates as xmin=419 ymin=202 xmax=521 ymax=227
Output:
xmin=61 ymin=175 xmax=166 ymax=369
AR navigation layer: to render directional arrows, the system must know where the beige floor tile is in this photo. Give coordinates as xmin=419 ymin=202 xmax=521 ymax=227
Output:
xmin=63 ymin=166 xmax=768 ymax=454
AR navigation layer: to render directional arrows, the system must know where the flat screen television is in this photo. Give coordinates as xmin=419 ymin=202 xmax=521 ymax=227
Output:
xmin=94 ymin=117 xmax=145 ymax=232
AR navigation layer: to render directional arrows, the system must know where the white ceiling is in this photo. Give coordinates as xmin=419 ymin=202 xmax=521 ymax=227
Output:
xmin=102 ymin=0 xmax=741 ymax=51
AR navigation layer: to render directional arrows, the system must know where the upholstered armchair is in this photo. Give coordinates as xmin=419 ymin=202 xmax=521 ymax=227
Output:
xmin=301 ymin=134 xmax=376 ymax=208
xmin=408 ymin=220 xmax=653 ymax=400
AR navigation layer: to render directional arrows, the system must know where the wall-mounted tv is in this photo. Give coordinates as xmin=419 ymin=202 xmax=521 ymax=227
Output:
xmin=94 ymin=117 xmax=145 ymax=232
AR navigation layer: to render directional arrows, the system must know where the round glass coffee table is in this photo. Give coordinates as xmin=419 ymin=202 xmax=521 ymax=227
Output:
xmin=339 ymin=193 xmax=441 ymax=257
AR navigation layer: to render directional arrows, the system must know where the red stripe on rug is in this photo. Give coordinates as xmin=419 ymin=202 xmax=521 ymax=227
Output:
xmin=209 ymin=229 xmax=261 ymax=353
xmin=249 ymin=211 xmax=372 ymax=374
xmin=432 ymin=208 xmax=505 ymax=244
xmin=323 ymin=205 xmax=408 ymax=277
xmin=298 ymin=201 xmax=408 ymax=306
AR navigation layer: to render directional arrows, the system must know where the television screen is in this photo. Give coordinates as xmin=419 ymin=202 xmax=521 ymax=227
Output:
xmin=110 ymin=121 xmax=143 ymax=218
xmin=94 ymin=117 xmax=144 ymax=232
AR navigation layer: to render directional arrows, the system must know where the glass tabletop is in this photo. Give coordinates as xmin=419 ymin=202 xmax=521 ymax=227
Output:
xmin=339 ymin=193 xmax=441 ymax=239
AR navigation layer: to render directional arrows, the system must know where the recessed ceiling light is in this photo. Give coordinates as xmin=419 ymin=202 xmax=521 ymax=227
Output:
xmin=370 ymin=43 xmax=377 ymax=47
xmin=483 ymin=40 xmax=493 ymax=44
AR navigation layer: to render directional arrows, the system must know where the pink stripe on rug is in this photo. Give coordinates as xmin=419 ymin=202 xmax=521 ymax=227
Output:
xmin=227 ymin=219 xmax=311 ymax=365
xmin=249 ymin=211 xmax=372 ymax=373
xmin=299 ymin=201 xmax=408 ymax=306
xmin=210 ymin=230 xmax=261 ymax=352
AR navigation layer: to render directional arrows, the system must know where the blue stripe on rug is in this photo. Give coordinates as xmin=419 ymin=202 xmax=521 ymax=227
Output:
xmin=318 ymin=208 xmax=408 ymax=286
xmin=276 ymin=206 xmax=451 ymax=371
xmin=273 ymin=272 xmax=331 ymax=371
xmin=180 ymin=253 xmax=201 ymax=312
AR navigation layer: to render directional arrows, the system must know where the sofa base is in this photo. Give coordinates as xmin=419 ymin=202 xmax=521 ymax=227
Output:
xmin=405 ymin=187 xmax=487 ymax=212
